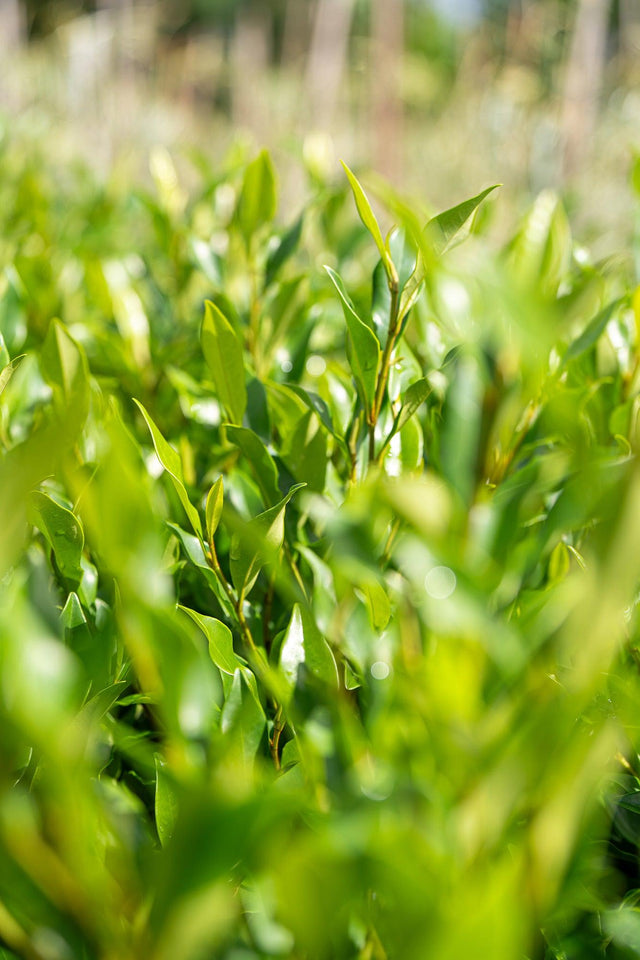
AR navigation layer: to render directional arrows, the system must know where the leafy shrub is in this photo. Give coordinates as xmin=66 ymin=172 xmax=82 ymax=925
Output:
xmin=1 ymin=139 xmax=640 ymax=959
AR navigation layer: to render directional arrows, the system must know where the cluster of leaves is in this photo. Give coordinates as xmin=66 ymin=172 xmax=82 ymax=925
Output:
xmin=2 ymin=134 xmax=640 ymax=959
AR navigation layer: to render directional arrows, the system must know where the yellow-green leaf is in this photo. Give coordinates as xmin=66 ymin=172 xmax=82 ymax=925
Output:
xmin=206 ymin=477 xmax=224 ymax=543
xmin=134 ymin=399 xmax=202 ymax=538
xmin=341 ymin=161 xmax=397 ymax=286
xmin=201 ymin=299 xmax=247 ymax=426
xmin=325 ymin=265 xmax=380 ymax=418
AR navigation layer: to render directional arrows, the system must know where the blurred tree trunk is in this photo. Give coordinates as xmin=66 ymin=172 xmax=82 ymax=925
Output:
xmin=282 ymin=0 xmax=312 ymax=67
xmin=371 ymin=0 xmax=404 ymax=183
xmin=305 ymin=0 xmax=355 ymax=131
xmin=0 ymin=0 xmax=22 ymax=49
xmin=561 ymin=0 xmax=611 ymax=179
xmin=0 ymin=0 xmax=24 ymax=110
xmin=232 ymin=3 xmax=271 ymax=136
xmin=619 ymin=0 xmax=640 ymax=64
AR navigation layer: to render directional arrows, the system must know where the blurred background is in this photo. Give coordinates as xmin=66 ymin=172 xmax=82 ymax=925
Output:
xmin=0 ymin=0 xmax=638 ymax=253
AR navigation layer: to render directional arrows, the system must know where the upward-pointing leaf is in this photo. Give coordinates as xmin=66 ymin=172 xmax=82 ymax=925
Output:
xmin=237 ymin=149 xmax=277 ymax=246
xmin=40 ymin=319 xmax=90 ymax=432
xmin=265 ymin=213 xmax=303 ymax=288
xmin=395 ymin=378 xmax=431 ymax=434
xmin=341 ymin=161 xmax=397 ymax=286
xmin=325 ymin=266 xmax=380 ymax=419
xmin=0 ymin=354 xmax=25 ymax=399
xmin=134 ymin=399 xmax=202 ymax=538
xmin=155 ymin=755 xmax=178 ymax=848
xmin=201 ymin=299 xmax=247 ymax=426
xmin=229 ymin=483 xmax=305 ymax=597
xmin=224 ymin=424 xmax=281 ymax=507
xmin=279 ymin=603 xmax=338 ymax=700
xmin=563 ymin=297 xmax=626 ymax=365
xmin=220 ymin=668 xmax=266 ymax=761
xmin=206 ymin=477 xmax=224 ymax=544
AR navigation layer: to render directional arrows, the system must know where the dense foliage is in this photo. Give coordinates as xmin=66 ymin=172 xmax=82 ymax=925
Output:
xmin=2 ymin=137 xmax=640 ymax=959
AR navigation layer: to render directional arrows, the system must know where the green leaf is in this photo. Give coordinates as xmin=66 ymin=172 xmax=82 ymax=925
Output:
xmin=168 ymin=522 xmax=235 ymax=618
xmin=440 ymin=352 xmax=483 ymax=505
xmin=389 ymin=378 xmax=431 ymax=442
xmin=279 ymin=603 xmax=338 ymax=698
xmin=201 ymin=299 xmax=247 ymax=426
xmin=76 ymin=681 xmax=128 ymax=726
xmin=40 ymin=319 xmax=90 ymax=430
xmin=547 ymin=541 xmax=570 ymax=585
xmin=29 ymin=491 xmax=84 ymax=582
xmin=280 ymin=410 xmax=327 ymax=494
xmin=563 ymin=297 xmax=626 ymax=364
xmin=384 ymin=414 xmax=423 ymax=476
xmin=398 ymin=260 xmax=425 ymax=328
xmin=220 ymin=668 xmax=266 ymax=760
xmin=0 ymin=353 xmax=25 ymax=399
xmin=224 ymin=424 xmax=281 ymax=507
xmin=190 ymin=237 xmax=222 ymax=286
xmin=179 ymin=605 xmax=240 ymax=675
xmin=237 ymin=149 xmax=277 ymax=246
xmin=133 ymin=399 xmax=203 ymax=538
xmin=61 ymin=591 xmax=87 ymax=629
xmin=155 ymin=755 xmax=179 ymax=847
xmin=229 ymin=483 xmax=305 ymax=596
xmin=344 ymin=661 xmax=361 ymax=690
xmin=508 ymin=190 xmax=571 ymax=296
xmin=361 ymin=580 xmax=391 ymax=632
xmin=206 ymin=477 xmax=224 ymax=544
xmin=341 ymin=161 xmax=397 ymax=285
xmin=426 ymin=184 xmax=500 ymax=256
xmin=325 ymin=266 xmax=380 ymax=418
xmin=265 ymin=214 xmax=303 ymax=288
xmin=604 ymin=907 xmax=640 ymax=953
xmin=286 ymin=385 xmax=350 ymax=457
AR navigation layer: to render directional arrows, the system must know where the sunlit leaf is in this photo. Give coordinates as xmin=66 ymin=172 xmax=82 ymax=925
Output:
xmin=29 ymin=490 xmax=84 ymax=582
xmin=237 ymin=149 xmax=277 ymax=245
xmin=279 ymin=603 xmax=338 ymax=698
xmin=325 ymin=265 xmax=380 ymax=418
xmin=134 ymin=398 xmax=203 ymax=538
xmin=179 ymin=605 xmax=240 ymax=675
xmin=201 ymin=299 xmax=247 ymax=426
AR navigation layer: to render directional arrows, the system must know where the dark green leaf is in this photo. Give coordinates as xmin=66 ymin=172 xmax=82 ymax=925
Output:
xmin=265 ymin=214 xmax=303 ymax=288
xmin=224 ymin=424 xmax=281 ymax=507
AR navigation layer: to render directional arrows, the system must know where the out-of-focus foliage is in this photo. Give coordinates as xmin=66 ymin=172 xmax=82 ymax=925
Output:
xmin=1 ymin=132 xmax=640 ymax=960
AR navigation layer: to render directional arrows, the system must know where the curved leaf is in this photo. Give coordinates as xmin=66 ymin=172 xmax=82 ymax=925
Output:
xmin=179 ymin=605 xmax=240 ymax=676
xmin=134 ymin=399 xmax=202 ymax=538
xmin=325 ymin=266 xmax=380 ymax=418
